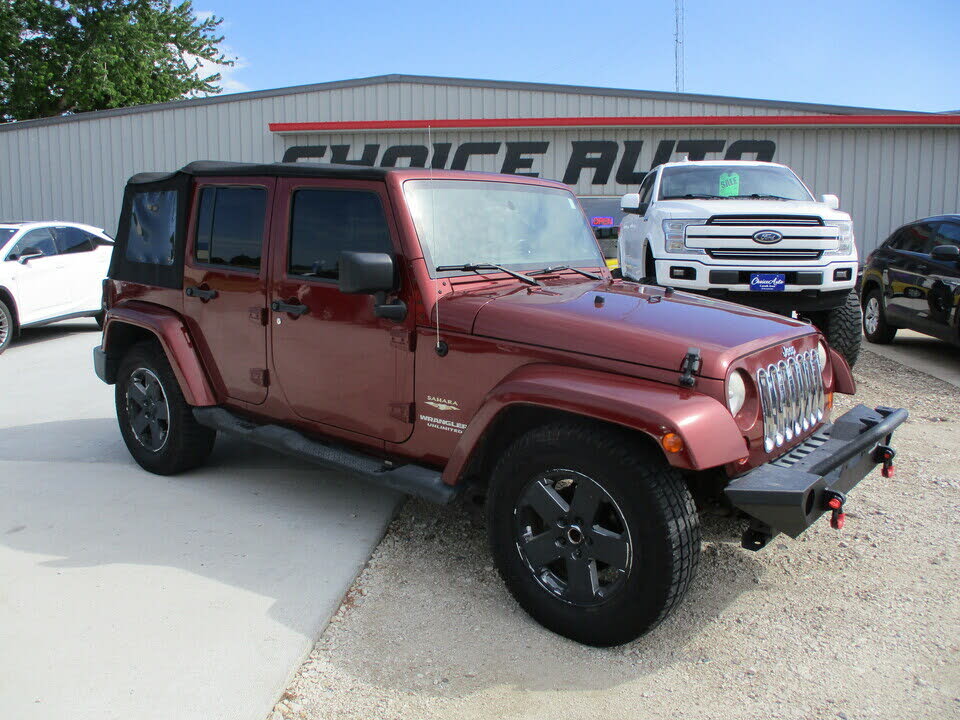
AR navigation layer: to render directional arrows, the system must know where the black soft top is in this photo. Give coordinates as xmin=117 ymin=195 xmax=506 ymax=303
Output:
xmin=128 ymin=160 xmax=391 ymax=185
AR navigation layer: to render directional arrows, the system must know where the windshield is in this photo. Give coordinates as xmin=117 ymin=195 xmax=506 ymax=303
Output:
xmin=0 ymin=228 xmax=16 ymax=254
xmin=403 ymin=180 xmax=605 ymax=277
xmin=658 ymin=165 xmax=813 ymax=201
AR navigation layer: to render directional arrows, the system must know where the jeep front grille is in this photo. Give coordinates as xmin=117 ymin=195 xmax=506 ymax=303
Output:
xmin=756 ymin=351 xmax=824 ymax=453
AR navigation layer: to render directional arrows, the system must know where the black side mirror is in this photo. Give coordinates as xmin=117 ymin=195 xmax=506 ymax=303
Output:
xmin=16 ymin=248 xmax=43 ymax=264
xmin=338 ymin=251 xmax=406 ymax=321
xmin=931 ymin=244 xmax=960 ymax=262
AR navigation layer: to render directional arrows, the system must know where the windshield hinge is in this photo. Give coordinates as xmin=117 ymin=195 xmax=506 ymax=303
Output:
xmin=679 ymin=347 xmax=701 ymax=388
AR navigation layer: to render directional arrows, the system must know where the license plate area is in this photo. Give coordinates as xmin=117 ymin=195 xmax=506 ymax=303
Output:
xmin=750 ymin=273 xmax=786 ymax=291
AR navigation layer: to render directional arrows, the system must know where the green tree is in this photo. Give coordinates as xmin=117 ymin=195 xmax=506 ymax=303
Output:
xmin=0 ymin=0 xmax=233 ymax=122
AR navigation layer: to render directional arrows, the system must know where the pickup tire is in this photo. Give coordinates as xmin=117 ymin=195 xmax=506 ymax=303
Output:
xmin=0 ymin=298 xmax=13 ymax=355
xmin=487 ymin=420 xmax=700 ymax=646
xmin=862 ymin=286 xmax=897 ymax=344
xmin=809 ymin=289 xmax=862 ymax=367
xmin=115 ymin=342 xmax=216 ymax=475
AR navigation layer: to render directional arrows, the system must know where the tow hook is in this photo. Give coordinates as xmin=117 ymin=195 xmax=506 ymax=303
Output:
xmin=873 ymin=444 xmax=896 ymax=478
xmin=824 ymin=490 xmax=847 ymax=530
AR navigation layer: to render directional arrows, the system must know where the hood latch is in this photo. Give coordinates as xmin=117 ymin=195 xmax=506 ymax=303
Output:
xmin=679 ymin=347 xmax=702 ymax=388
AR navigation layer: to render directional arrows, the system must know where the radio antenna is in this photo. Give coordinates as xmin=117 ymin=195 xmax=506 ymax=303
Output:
xmin=674 ymin=0 xmax=685 ymax=93
xmin=428 ymin=124 xmax=441 ymax=351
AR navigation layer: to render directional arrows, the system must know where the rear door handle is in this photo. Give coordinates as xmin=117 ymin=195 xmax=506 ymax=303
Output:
xmin=185 ymin=285 xmax=218 ymax=301
xmin=271 ymin=300 xmax=308 ymax=316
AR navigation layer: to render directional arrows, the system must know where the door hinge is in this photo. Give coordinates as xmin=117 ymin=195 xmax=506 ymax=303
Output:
xmin=250 ymin=368 xmax=270 ymax=387
xmin=390 ymin=327 xmax=416 ymax=351
xmin=250 ymin=307 xmax=268 ymax=326
xmin=389 ymin=401 xmax=414 ymax=423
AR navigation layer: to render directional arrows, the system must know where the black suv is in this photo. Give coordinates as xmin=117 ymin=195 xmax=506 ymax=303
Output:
xmin=861 ymin=215 xmax=960 ymax=346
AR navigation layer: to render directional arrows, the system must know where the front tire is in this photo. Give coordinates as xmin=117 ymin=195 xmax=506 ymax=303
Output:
xmin=0 ymin=299 xmax=13 ymax=355
xmin=115 ymin=343 xmax=216 ymax=475
xmin=487 ymin=421 xmax=700 ymax=646
xmin=811 ymin=289 xmax=862 ymax=367
xmin=862 ymin=287 xmax=897 ymax=344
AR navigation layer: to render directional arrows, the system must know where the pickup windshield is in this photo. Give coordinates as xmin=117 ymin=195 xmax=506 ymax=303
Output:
xmin=403 ymin=180 xmax=605 ymax=278
xmin=659 ymin=165 xmax=813 ymax=202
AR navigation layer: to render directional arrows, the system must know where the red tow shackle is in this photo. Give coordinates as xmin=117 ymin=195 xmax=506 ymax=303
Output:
xmin=824 ymin=490 xmax=847 ymax=530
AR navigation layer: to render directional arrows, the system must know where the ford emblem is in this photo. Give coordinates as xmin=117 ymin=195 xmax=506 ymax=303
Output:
xmin=753 ymin=229 xmax=783 ymax=244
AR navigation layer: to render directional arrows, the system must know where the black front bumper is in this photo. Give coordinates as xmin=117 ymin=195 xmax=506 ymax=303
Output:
xmin=724 ymin=404 xmax=908 ymax=541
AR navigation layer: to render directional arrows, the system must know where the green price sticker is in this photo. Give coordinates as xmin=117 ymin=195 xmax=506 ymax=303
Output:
xmin=719 ymin=172 xmax=740 ymax=197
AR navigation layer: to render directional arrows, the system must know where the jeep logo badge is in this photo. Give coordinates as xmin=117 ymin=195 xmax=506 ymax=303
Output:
xmin=782 ymin=345 xmax=797 ymax=358
xmin=753 ymin=230 xmax=783 ymax=244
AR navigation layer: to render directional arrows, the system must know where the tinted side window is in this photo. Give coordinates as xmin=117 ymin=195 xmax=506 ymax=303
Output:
xmin=126 ymin=190 xmax=177 ymax=266
xmin=12 ymin=228 xmax=58 ymax=258
xmin=288 ymin=190 xmax=392 ymax=280
xmin=934 ymin=222 xmax=960 ymax=249
xmin=900 ymin=223 xmax=936 ymax=255
xmin=638 ymin=172 xmax=655 ymax=205
xmin=885 ymin=228 xmax=907 ymax=250
xmin=54 ymin=227 xmax=94 ymax=254
xmin=194 ymin=187 xmax=266 ymax=271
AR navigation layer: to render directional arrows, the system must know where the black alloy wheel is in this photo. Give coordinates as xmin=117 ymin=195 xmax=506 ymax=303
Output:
xmin=125 ymin=367 xmax=171 ymax=452
xmin=514 ymin=469 xmax=632 ymax=606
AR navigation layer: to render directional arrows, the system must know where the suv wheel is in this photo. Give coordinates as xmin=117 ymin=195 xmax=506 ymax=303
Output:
xmin=0 ymin=299 xmax=13 ymax=355
xmin=862 ymin=287 xmax=897 ymax=344
xmin=116 ymin=342 xmax=216 ymax=475
xmin=810 ymin=289 xmax=862 ymax=367
xmin=487 ymin=421 xmax=700 ymax=646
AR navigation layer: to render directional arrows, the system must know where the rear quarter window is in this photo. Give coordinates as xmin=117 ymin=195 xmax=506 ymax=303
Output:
xmin=126 ymin=190 xmax=177 ymax=265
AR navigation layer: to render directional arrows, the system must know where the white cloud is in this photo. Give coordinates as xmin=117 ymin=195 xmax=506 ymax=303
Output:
xmin=187 ymin=47 xmax=250 ymax=96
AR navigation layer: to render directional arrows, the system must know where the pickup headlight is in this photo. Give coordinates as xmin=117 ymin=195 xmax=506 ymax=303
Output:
xmin=662 ymin=219 xmax=706 ymax=254
xmin=824 ymin=220 xmax=855 ymax=257
xmin=726 ymin=370 xmax=747 ymax=416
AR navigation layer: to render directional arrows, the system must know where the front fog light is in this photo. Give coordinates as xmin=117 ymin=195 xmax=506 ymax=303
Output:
xmin=727 ymin=370 xmax=746 ymax=416
xmin=817 ymin=342 xmax=828 ymax=373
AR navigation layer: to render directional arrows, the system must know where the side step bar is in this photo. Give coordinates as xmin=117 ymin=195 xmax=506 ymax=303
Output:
xmin=192 ymin=407 xmax=458 ymax=504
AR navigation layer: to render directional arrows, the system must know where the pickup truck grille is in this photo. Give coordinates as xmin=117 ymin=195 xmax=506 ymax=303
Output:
xmin=706 ymin=215 xmax=824 ymax=226
xmin=706 ymin=249 xmax=824 ymax=260
xmin=756 ymin=351 xmax=824 ymax=453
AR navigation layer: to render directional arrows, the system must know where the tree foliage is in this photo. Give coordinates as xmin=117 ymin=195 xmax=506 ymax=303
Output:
xmin=0 ymin=0 xmax=233 ymax=122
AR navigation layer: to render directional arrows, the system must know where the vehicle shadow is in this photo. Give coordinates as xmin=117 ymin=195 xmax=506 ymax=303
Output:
xmin=9 ymin=319 xmax=101 ymax=350
xmin=0 ymin=418 xmax=399 ymax=638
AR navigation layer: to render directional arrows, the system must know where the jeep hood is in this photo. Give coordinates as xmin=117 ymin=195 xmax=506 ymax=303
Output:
xmin=660 ymin=198 xmax=850 ymax=221
xmin=440 ymin=279 xmax=816 ymax=379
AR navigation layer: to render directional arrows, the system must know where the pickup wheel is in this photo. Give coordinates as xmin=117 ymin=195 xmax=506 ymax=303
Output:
xmin=810 ymin=289 xmax=862 ymax=367
xmin=0 ymin=299 xmax=13 ymax=355
xmin=487 ymin=421 xmax=700 ymax=646
xmin=862 ymin=287 xmax=897 ymax=344
xmin=115 ymin=343 xmax=216 ymax=475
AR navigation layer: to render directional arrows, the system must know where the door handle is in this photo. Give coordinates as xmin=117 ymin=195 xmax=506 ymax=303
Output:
xmin=271 ymin=300 xmax=308 ymax=316
xmin=185 ymin=285 xmax=218 ymax=301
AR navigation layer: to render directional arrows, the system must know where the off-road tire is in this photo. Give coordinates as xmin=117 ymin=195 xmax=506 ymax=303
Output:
xmin=116 ymin=342 xmax=216 ymax=475
xmin=811 ymin=289 xmax=862 ymax=367
xmin=862 ymin=286 xmax=897 ymax=344
xmin=487 ymin=420 xmax=701 ymax=646
xmin=0 ymin=299 xmax=13 ymax=355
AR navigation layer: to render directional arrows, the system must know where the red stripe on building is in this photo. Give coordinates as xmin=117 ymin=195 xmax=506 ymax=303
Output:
xmin=269 ymin=114 xmax=960 ymax=133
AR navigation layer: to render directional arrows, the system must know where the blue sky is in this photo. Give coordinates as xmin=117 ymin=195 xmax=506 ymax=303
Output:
xmin=197 ymin=0 xmax=958 ymax=112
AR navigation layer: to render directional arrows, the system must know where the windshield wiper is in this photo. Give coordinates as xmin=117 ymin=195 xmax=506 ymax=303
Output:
xmin=529 ymin=265 xmax=600 ymax=280
xmin=661 ymin=193 xmax=730 ymax=200
xmin=436 ymin=263 xmax=541 ymax=286
xmin=731 ymin=194 xmax=794 ymax=200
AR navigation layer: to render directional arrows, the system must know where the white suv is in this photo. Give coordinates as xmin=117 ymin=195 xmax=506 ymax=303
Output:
xmin=618 ymin=160 xmax=861 ymax=365
xmin=0 ymin=221 xmax=114 ymax=354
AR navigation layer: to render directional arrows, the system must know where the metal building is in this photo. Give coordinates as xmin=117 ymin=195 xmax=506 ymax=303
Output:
xmin=2 ymin=74 xmax=958 ymax=254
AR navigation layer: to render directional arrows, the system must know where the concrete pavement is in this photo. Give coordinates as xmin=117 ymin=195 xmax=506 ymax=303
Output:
xmin=861 ymin=328 xmax=960 ymax=388
xmin=0 ymin=321 xmax=401 ymax=720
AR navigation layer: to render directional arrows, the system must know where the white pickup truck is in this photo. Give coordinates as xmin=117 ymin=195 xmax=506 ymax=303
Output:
xmin=617 ymin=160 xmax=861 ymax=366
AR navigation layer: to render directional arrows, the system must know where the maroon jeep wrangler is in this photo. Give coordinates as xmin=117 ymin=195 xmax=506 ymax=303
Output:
xmin=94 ymin=161 xmax=906 ymax=646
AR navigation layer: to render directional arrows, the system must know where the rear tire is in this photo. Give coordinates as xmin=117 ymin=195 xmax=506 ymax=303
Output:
xmin=115 ymin=342 xmax=216 ymax=475
xmin=811 ymin=289 xmax=862 ymax=367
xmin=0 ymin=299 xmax=13 ymax=355
xmin=487 ymin=421 xmax=700 ymax=646
xmin=862 ymin=287 xmax=897 ymax=344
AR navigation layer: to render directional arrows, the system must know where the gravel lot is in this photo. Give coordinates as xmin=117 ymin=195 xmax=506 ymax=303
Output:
xmin=272 ymin=351 xmax=960 ymax=720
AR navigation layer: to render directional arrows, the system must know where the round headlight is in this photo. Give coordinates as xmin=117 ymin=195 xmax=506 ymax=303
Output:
xmin=817 ymin=342 xmax=828 ymax=374
xmin=727 ymin=370 xmax=746 ymax=416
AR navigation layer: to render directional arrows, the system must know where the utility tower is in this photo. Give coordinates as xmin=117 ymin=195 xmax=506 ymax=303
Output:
xmin=674 ymin=0 xmax=685 ymax=92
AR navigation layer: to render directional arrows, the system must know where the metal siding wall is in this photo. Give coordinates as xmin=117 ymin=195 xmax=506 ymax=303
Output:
xmin=0 ymin=80 xmax=957 ymax=255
